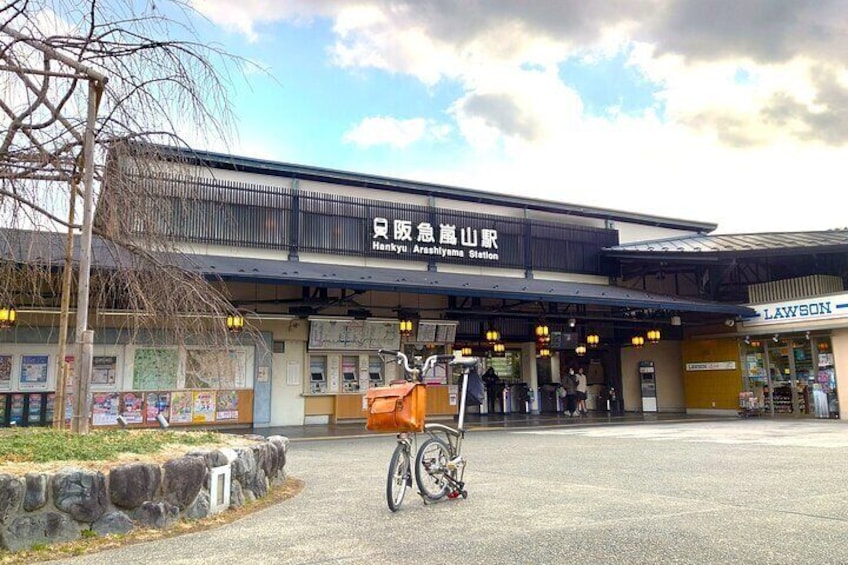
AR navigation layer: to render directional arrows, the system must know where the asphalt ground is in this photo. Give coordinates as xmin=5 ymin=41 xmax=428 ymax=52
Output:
xmin=47 ymin=419 xmax=848 ymax=564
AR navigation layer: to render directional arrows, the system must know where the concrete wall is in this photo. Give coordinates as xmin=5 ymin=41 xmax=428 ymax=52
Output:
xmin=620 ymin=341 xmax=685 ymax=412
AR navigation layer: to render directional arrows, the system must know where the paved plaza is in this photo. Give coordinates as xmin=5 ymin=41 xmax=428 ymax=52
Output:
xmin=49 ymin=419 xmax=848 ymax=564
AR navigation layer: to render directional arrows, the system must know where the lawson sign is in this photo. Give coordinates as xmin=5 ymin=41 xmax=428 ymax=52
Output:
xmin=743 ymin=292 xmax=848 ymax=327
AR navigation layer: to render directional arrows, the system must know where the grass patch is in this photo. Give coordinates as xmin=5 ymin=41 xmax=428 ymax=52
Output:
xmin=0 ymin=428 xmax=227 ymax=464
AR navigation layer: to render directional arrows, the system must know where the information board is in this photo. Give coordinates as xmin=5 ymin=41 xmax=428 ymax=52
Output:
xmin=308 ymin=320 xmax=400 ymax=351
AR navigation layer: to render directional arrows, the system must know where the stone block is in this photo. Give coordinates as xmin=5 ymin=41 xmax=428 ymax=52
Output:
xmin=51 ymin=468 xmax=108 ymax=523
xmin=0 ymin=474 xmax=24 ymax=526
xmin=23 ymin=473 xmax=48 ymax=512
xmin=0 ymin=512 xmax=79 ymax=552
xmin=184 ymin=490 xmax=210 ymax=520
xmin=133 ymin=501 xmax=179 ymax=530
xmin=162 ymin=457 xmax=206 ymax=510
xmin=92 ymin=511 xmax=135 ymax=537
xmin=109 ymin=463 xmax=161 ymax=510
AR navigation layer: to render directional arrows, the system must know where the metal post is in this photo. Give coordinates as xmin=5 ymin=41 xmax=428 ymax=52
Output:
xmin=71 ymin=80 xmax=99 ymax=434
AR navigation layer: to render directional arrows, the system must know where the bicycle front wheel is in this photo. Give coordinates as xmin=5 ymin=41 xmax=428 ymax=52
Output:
xmin=386 ymin=442 xmax=411 ymax=512
xmin=415 ymin=437 xmax=451 ymax=501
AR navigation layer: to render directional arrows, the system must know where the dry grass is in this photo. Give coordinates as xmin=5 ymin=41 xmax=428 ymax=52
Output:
xmin=0 ymin=477 xmax=305 ymax=564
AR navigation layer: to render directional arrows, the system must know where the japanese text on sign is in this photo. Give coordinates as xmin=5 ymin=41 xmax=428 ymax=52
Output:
xmin=372 ymin=217 xmax=500 ymax=261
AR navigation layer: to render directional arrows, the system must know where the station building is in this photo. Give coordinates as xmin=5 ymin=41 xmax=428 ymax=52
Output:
xmin=1 ymin=146 xmax=843 ymax=427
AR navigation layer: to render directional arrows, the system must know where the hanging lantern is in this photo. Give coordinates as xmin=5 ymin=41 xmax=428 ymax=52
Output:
xmin=631 ymin=335 xmax=645 ymax=348
xmin=647 ymin=329 xmax=661 ymax=344
xmin=226 ymin=313 xmax=244 ymax=334
xmin=575 ymin=344 xmax=587 ymax=356
xmin=586 ymin=332 xmax=600 ymax=347
xmin=534 ymin=321 xmax=550 ymax=339
xmin=399 ymin=317 xmax=414 ymax=337
xmin=818 ymin=341 xmax=829 ymax=352
xmin=461 ymin=346 xmax=472 ymax=356
xmin=750 ymin=340 xmax=761 ymax=348
xmin=538 ymin=346 xmax=550 ymax=358
xmin=0 ymin=305 xmax=17 ymax=329
xmin=485 ymin=327 xmax=501 ymax=344
xmin=493 ymin=342 xmax=505 ymax=355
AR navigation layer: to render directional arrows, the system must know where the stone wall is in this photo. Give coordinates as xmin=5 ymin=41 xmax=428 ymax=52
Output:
xmin=0 ymin=435 xmax=288 ymax=552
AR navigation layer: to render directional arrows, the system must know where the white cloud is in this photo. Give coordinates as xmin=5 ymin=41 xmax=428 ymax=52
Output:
xmin=342 ymin=117 xmax=442 ymax=148
xmin=192 ymin=1 xmax=848 ymax=232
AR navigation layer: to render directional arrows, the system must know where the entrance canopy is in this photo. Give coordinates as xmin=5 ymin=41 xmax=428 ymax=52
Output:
xmin=186 ymin=253 xmax=753 ymax=317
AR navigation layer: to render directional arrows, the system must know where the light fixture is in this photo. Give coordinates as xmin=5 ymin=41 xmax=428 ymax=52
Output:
xmin=575 ymin=344 xmax=586 ymax=356
xmin=670 ymin=315 xmax=682 ymax=327
xmin=538 ymin=346 xmax=550 ymax=358
xmin=818 ymin=341 xmax=829 ymax=352
xmin=486 ymin=327 xmax=501 ymax=344
xmin=226 ymin=312 xmax=244 ymax=334
xmin=568 ymin=318 xmax=576 ymax=329
xmin=399 ymin=317 xmax=414 ymax=337
xmin=744 ymin=336 xmax=751 ymax=345
xmin=586 ymin=332 xmax=600 ymax=347
xmin=750 ymin=340 xmax=761 ymax=348
xmin=631 ymin=335 xmax=645 ymax=348
xmin=805 ymin=331 xmax=811 ymax=341
xmin=461 ymin=346 xmax=472 ymax=356
xmin=0 ymin=305 xmax=17 ymax=329
xmin=535 ymin=321 xmax=550 ymax=339
xmin=772 ymin=334 xmax=779 ymax=343
xmin=493 ymin=342 xmax=505 ymax=356
xmin=646 ymin=329 xmax=661 ymax=344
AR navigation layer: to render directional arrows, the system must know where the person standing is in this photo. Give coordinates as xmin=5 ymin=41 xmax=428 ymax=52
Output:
xmin=575 ymin=367 xmax=588 ymax=416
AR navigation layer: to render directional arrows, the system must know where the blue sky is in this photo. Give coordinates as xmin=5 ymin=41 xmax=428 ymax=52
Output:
xmin=183 ymin=1 xmax=848 ymax=234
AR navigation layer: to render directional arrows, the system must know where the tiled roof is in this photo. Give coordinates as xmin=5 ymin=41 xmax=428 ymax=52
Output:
xmin=605 ymin=230 xmax=848 ymax=256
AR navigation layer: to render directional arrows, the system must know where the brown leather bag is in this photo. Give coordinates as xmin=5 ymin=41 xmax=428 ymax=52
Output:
xmin=365 ymin=382 xmax=427 ymax=432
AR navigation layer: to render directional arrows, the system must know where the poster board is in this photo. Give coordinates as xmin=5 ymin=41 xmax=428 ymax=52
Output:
xmin=20 ymin=355 xmax=49 ymax=390
xmin=216 ymin=390 xmax=239 ymax=420
xmin=170 ymin=391 xmax=192 ymax=423
xmin=92 ymin=392 xmax=120 ymax=426
xmin=121 ymin=392 xmax=144 ymax=424
xmin=415 ymin=321 xmax=458 ymax=344
xmin=308 ymin=320 xmax=400 ymax=351
xmin=192 ymin=391 xmax=216 ymax=423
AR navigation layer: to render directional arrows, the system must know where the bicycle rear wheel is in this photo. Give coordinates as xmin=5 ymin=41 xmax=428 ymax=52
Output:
xmin=386 ymin=442 xmax=411 ymax=512
xmin=415 ymin=437 xmax=451 ymax=501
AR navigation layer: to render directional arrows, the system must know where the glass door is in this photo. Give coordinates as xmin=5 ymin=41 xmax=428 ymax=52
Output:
xmin=763 ymin=335 xmax=815 ymax=416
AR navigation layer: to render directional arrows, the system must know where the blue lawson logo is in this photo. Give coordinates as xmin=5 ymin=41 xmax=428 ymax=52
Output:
xmin=745 ymin=294 xmax=848 ymax=327
xmin=762 ymin=301 xmax=832 ymax=321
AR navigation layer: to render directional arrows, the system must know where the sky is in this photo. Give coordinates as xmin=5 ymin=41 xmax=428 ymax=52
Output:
xmin=184 ymin=0 xmax=848 ymax=235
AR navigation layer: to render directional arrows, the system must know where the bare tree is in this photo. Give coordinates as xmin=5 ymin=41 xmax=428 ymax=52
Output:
xmin=1 ymin=1 xmax=253 ymax=432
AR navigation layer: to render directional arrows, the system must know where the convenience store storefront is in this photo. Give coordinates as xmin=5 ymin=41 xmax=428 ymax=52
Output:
xmin=738 ymin=293 xmax=848 ymax=418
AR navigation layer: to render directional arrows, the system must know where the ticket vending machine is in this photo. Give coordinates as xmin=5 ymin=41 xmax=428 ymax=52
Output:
xmin=639 ymin=361 xmax=657 ymax=412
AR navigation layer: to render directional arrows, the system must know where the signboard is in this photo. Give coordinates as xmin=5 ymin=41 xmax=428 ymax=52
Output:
xmin=744 ymin=293 xmax=848 ymax=327
xmin=308 ymin=320 xmax=400 ymax=351
xmin=372 ymin=217 xmax=500 ymax=262
xmin=20 ymin=355 xmax=49 ymax=390
xmin=550 ymin=332 xmax=578 ymax=349
xmin=685 ymin=361 xmax=738 ymax=372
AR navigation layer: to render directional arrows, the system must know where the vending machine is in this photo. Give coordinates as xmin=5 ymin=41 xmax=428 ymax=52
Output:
xmin=638 ymin=361 xmax=657 ymax=412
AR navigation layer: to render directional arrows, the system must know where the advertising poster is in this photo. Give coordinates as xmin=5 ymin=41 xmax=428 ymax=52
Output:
xmin=44 ymin=393 xmax=55 ymax=425
xmin=0 ymin=355 xmax=12 ymax=389
xmin=0 ymin=394 xmax=6 ymax=424
xmin=192 ymin=391 xmax=216 ymax=423
xmin=27 ymin=393 xmax=43 ymax=425
xmin=92 ymin=356 xmax=118 ymax=386
xmin=91 ymin=392 xmax=120 ymax=426
xmin=145 ymin=392 xmax=170 ymax=423
xmin=121 ymin=392 xmax=144 ymax=424
xmin=169 ymin=391 xmax=192 ymax=424
xmin=216 ymin=390 xmax=239 ymax=420
xmin=10 ymin=393 xmax=25 ymax=425
xmin=20 ymin=355 xmax=49 ymax=390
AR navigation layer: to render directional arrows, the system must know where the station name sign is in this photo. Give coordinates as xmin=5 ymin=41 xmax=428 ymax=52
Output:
xmin=743 ymin=292 xmax=848 ymax=327
xmin=371 ymin=217 xmax=500 ymax=262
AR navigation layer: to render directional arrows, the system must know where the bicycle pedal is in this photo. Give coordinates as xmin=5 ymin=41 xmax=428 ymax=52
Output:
xmin=447 ymin=491 xmax=461 ymax=499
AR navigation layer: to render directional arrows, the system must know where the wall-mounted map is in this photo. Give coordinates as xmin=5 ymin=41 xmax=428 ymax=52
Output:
xmin=308 ymin=320 xmax=400 ymax=351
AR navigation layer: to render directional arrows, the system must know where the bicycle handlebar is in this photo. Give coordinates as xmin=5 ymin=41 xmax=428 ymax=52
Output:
xmin=378 ymin=349 xmax=479 ymax=381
